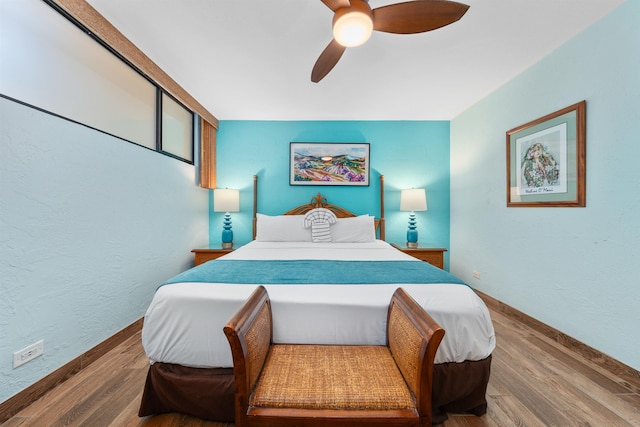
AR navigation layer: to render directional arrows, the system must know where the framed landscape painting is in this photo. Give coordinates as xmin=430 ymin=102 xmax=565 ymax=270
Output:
xmin=506 ymin=101 xmax=586 ymax=207
xmin=290 ymin=142 xmax=370 ymax=186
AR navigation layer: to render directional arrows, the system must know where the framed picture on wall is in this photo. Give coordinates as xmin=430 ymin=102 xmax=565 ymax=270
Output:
xmin=290 ymin=142 xmax=370 ymax=186
xmin=506 ymin=101 xmax=586 ymax=207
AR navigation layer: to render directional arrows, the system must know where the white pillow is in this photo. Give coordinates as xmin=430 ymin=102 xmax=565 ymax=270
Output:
xmin=331 ymin=215 xmax=376 ymax=243
xmin=255 ymin=214 xmax=312 ymax=242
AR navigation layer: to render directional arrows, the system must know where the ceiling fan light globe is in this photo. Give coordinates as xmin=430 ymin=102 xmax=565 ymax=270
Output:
xmin=333 ymin=11 xmax=373 ymax=47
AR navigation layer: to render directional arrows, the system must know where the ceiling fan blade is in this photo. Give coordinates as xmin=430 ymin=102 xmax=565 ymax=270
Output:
xmin=320 ymin=0 xmax=351 ymax=12
xmin=311 ymin=39 xmax=347 ymax=83
xmin=373 ymin=0 xmax=469 ymax=34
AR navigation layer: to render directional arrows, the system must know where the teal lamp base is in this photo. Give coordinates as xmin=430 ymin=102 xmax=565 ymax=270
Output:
xmin=221 ymin=212 xmax=233 ymax=249
xmin=406 ymin=212 xmax=418 ymax=248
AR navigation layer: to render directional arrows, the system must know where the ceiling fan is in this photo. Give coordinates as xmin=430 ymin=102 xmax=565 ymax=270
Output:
xmin=311 ymin=0 xmax=470 ymax=82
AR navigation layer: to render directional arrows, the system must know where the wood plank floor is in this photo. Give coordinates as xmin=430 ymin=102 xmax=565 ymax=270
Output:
xmin=4 ymin=308 xmax=639 ymax=426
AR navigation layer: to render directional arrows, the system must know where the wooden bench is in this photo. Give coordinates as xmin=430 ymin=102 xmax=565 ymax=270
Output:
xmin=224 ymin=286 xmax=445 ymax=427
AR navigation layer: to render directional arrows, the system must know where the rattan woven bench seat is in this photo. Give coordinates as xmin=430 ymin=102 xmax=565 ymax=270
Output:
xmin=251 ymin=344 xmax=415 ymax=410
xmin=225 ymin=286 xmax=444 ymax=427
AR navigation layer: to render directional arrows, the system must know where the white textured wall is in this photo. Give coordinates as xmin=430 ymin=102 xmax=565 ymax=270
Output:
xmin=0 ymin=97 xmax=209 ymax=401
xmin=450 ymin=1 xmax=639 ymax=370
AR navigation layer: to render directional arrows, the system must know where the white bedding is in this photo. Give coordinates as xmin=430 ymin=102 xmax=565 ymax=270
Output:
xmin=142 ymin=240 xmax=495 ymax=368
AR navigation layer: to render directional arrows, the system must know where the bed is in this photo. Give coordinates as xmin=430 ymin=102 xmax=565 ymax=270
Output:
xmin=138 ymin=176 xmax=495 ymax=424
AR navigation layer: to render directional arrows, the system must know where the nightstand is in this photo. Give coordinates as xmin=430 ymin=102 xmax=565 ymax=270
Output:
xmin=191 ymin=248 xmax=233 ymax=266
xmin=390 ymin=244 xmax=447 ymax=269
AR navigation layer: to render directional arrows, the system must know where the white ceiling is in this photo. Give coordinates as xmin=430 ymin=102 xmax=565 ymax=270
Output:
xmin=85 ymin=0 xmax=625 ymax=121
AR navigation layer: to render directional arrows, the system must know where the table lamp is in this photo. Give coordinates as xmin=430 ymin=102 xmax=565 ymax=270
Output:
xmin=400 ymin=188 xmax=427 ymax=248
xmin=213 ymin=188 xmax=240 ymax=249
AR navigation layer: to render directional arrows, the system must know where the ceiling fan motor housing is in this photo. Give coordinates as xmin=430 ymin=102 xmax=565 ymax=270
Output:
xmin=332 ymin=0 xmax=374 ymax=47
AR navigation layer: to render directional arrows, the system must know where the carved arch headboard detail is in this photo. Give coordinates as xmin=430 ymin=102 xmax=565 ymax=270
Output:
xmin=251 ymin=175 xmax=385 ymax=241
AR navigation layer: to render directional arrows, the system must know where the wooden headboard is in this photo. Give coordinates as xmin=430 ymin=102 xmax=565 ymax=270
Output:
xmin=252 ymin=174 xmax=386 ymax=241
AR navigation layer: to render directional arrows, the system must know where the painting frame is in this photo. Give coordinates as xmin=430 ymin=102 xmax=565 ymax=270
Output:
xmin=290 ymin=142 xmax=370 ymax=186
xmin=506 ymin=101 xmax=586 ymax=207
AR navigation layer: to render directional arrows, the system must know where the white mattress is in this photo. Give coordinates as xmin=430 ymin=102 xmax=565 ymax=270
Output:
xmin=142 ymin=240 xmax=496 ymax=368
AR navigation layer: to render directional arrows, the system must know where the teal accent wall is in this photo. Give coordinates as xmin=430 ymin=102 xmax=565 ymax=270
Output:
xmin=211 ymin=121 xmax=451 ymax=267
xmin=450 ymin=1 xmax=638 ymax=370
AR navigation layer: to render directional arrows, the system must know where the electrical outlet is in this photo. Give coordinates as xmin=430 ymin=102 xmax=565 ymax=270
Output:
xmin=13 ymin=340 xmax=44 ymax=368
xmin=472 ymin=271 xmax=481 ymax=280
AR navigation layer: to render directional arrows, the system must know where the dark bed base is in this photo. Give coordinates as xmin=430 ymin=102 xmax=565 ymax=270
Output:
xmin=139 ymin=364 xmax=235 ymax=422
xmin=431 ymin=355 xmax=492 ymax=423
xmin=138 ymin=355 xmax=491 ymax=424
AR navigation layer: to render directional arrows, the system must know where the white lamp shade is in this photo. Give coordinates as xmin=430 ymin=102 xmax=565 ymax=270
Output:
xmin=213 ymin=188 xmax=240 ymax=212
xmin=400 ymin=188 xmax=427 ymax=212
xmin=333 ymin=11 xmax=373 ymax=47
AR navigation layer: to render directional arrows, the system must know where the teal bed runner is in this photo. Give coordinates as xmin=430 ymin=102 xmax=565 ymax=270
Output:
xmin=161 ymin=259 xmax=467 ymax=288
